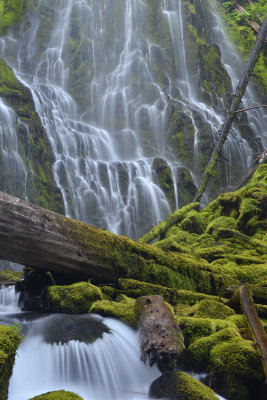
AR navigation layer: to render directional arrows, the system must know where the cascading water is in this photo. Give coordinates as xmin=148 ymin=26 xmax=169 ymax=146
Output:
xmin=0 ymin=285 xmax=20 ymax=313
xmin=0 ymin=286 xmax=160 ymax=399
xmin=0 ymin=0 xmax=265 ymax=239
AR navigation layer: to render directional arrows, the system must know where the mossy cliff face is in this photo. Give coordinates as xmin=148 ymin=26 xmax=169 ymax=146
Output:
xmin=0 ymin=0 xmax=28 ymax=35
xmin=0 ymin=59 xmax=64 ymax=212
xmin=0 ymin=324 xmax=21 ymax=400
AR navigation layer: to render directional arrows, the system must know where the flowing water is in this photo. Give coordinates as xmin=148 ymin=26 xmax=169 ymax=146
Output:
xmin=0 ymin=0 xmax=265 ymax=240
xmin=0 ymin=286 xmax=160 ymax=399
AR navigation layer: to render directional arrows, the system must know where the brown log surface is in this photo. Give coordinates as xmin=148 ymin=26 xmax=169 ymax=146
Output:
xmin=136 ymin=295 xmax=184 ymax=372
xmin=0 ymin=191 xmax=182 ymax=284
xmin=239 ymin=284 xmax=267 ymax=381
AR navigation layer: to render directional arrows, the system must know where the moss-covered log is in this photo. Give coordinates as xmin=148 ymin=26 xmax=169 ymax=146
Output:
xmin=136 ymin=295 xmax=184 ymax=372
xmin=0 ymin=190 xmax=191 ymax=286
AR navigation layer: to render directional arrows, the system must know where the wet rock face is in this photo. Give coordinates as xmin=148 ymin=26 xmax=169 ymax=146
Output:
xmin=152 ymin=158 xmax=176 ymax=209
xmin=42 ymin=314 xmax=110 ymax=345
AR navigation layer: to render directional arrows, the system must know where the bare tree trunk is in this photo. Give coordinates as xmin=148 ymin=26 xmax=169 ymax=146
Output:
xmin=193 ymin=14 xmax=267 ymax=203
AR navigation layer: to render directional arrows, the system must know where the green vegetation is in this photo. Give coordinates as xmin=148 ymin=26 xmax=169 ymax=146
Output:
xmin=46 ymin=282 xmax=103 ymax=313
xmin=150 ymin=371 xmax=219 ymax=400
xmin=0 ymin=324 xmax=22 ymax=400
xmin=90 ymin=295 xmax=136 ymax=327
xmin=220 ymin=0 xmax=267 ymax=93
xmin=28 ymin=391 xmax=83 ymax=400
xmin=0 ymin=269 xmax=22 ymax=283
xmin=0 ymin=0 xmax=28 ymax=34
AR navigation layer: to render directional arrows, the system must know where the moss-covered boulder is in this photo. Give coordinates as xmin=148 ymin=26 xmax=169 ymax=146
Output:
xmin=0 ymin=269 xmax=22 ymax=283
xmin=149 ymin=371 xmax=219 ymax=400
xmin=177 ymin=316 xmax=228 ymax=347
xmin=186 ymin=327 xmax=241 ymax=370
xmin=46 ymin=282 xmax=102 ymax=313
xmin=192 ymin=299 xmax=235 ymax=319
xmin=0 ymin=324 xmax=21 ymax=400
xmin=89 ymin=295 xmax=136 ymax=327
xmin=28 ymin=391 xmax=83 ymax=400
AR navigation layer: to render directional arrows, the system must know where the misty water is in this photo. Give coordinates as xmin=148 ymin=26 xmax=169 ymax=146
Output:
xmin=0 ymin=285 xmax=160 ymax=400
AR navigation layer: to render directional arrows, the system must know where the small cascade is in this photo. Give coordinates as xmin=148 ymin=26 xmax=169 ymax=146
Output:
xmin=0 ymin=285 xmax=20 ymax=314
xmin=9 ymin=314 xmax=160 ymax=400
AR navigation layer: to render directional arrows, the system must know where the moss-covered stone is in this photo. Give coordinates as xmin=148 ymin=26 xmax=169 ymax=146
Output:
xmin=186 ymin=327 xmax=241 ymax=370
xmin=150 ymin=370 xmax=219 ymax=400
xmin=177 ymin=316 xmax=228 ymax=347
xmin=89 ymin=295 xmax=136 ymax=327
xmin=177 ymin=167 xmax=197 ymax=208
xmin=28 ymin=390 xmax=83 ymax=400
xmin=0 ymin=324 xmax=22 ymax=400
xmin=46 ymin=282 xmax=103 ymax=313
xmin=192 ymin=299 xmax=235 ymax=319
xmin=0 ymin=269 xmax=22 ymax=283
xmin=210 ymin=338 xmax=264 ymax=382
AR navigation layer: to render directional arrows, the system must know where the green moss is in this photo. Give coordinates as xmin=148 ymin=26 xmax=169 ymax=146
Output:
xmin=0 ymin=324 xmax=22 ymax=400
xmin=0 ymin=0 xmax=28 ymax=34
xmin=89 ymin=295 xmax=136 ymax=327
xmin=152 ymin=158 xmax=175 ymax=209
xmin=150 ymin=371 xmax=219 ymax=400
xmin=180 ymin=210 xmax=205 ymax=234
xmin=192 ymin=299 xmax=235 ymax=319
xmin=46 ymin=282 xmax=103 ymax=313
xmin=186 ymin=327 xmax=241 ymax=370
xmin=177 ymin=316 xmax=228 ymax=347
xmin=226 ymin=314 xmax=252 ymax=340
xmin=210 ymin=338 xmax=264 ymax=382
xmin=0 ymin=269 xmax=22 ymax=283
xmin=118 ymin=278 xmax=226 ymax=306
xmin=28 ymin=390 xmax=83 ymax=400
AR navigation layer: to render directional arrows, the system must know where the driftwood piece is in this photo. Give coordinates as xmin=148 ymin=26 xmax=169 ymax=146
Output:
xmin=0 ymin=191 xmax=178 ymax=284
xmin=136 ymin=295 xmax=184 ymax=372
xmin=229 ymin=284 xmax=267 ymax=381
xmin=193 ymin=14 xmax=267 ymax=203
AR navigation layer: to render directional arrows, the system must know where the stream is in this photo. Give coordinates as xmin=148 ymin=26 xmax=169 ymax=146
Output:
xmin=0 ymin=285 xmax=160 ymax=400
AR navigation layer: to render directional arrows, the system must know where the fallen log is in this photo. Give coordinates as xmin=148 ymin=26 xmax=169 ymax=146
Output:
xmin=136 ymin=295 xmax=184 ymax=372
xmin=0 ymin=191 xmax=182 ymax=286
xmin=229 ymin=284 xmax=267 ymax=381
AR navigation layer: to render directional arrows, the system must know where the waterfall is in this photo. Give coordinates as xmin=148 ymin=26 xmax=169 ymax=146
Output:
xmin=7 ymin=313 xmax=160 ymax=400
xmin=0 ymin=0 xmax=266 ymax=238
xmin=0 ymin=285 xmax=20 ymax=313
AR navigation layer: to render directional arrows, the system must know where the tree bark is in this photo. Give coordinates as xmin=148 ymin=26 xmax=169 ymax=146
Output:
xmin=193 ymin=14 xmax=267 ymax=203
xmin=136 ymin=295 xmax=184 ymax=372
xmin=0 ymin=191 xmax=180 ymax=285
xmin=229 ymin=284 xmax=267 ymax=381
